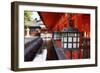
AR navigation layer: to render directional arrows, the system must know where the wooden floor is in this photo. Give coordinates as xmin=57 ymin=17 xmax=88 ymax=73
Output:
xmin=32 ymin=39 xmax=58 ymax=61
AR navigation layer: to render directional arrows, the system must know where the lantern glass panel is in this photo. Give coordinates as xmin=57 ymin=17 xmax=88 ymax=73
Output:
xmin=73 ymin=33 xmax=76 ymax=36
xmin=73 ymin=43 xmax=76 ymax=48
xmin=68 ymin=33 xmax=73 ymax=36
xmin=68 ymin=43 xmax=72 ymax=48
xmin=75 ymin=33 xmax=77 ymax=36
xmin=77 ymin=43 xmax=79 ymax=48
xmin=68 ymin=33 xmax=74 ymax=36
xmin=78 ymin=33 xmax=80 ymax=36
xmin=78 ymin=37 xmax=80 ymax=42
xmin=68 ymin=37 xmax=72 ymax=42
xmin=68 ymin=33 xmax=70 ymax=36
xmin=73 ymin=37 xmax=77 ymax=42
xmin=64 ymin=37 xmax=67 ymax=42
xmin=64 ymin=43 xmax=67 ymax=48
xmin=61 ymin=37 xmax=63 ymax=42
xmin=62 ymin=33 xmax=67 ymax=36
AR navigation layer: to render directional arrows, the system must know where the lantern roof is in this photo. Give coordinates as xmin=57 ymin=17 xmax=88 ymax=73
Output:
xmin=63 ymin=26 xmax=78 ymax=32
xmin=63 ymin=14 xmax=79 ymax=32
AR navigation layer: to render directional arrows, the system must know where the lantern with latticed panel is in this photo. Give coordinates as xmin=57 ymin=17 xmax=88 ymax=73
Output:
xmin=61 ymin=14 xmax=83 ymax=50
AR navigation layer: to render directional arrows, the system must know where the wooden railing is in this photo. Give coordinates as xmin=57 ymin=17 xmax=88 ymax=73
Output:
xmin=52 ymin=40 xmax=66 ymax=60
xmin=24 ymin=37 xmax=43 ymax=61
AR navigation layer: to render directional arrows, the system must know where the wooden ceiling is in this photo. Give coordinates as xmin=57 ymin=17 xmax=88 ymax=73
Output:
xmin=38 ymin=12 xmax=90 ymax=37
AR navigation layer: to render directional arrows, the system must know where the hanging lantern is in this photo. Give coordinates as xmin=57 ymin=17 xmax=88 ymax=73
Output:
xmin=61 ymin=31 xmax=81 ymax=50
xmin=61 ymin=14 xmax=83 ymax=59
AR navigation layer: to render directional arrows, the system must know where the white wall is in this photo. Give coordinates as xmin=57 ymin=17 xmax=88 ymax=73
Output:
xmin=0 ymin=0 xmax=100 ymax=73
